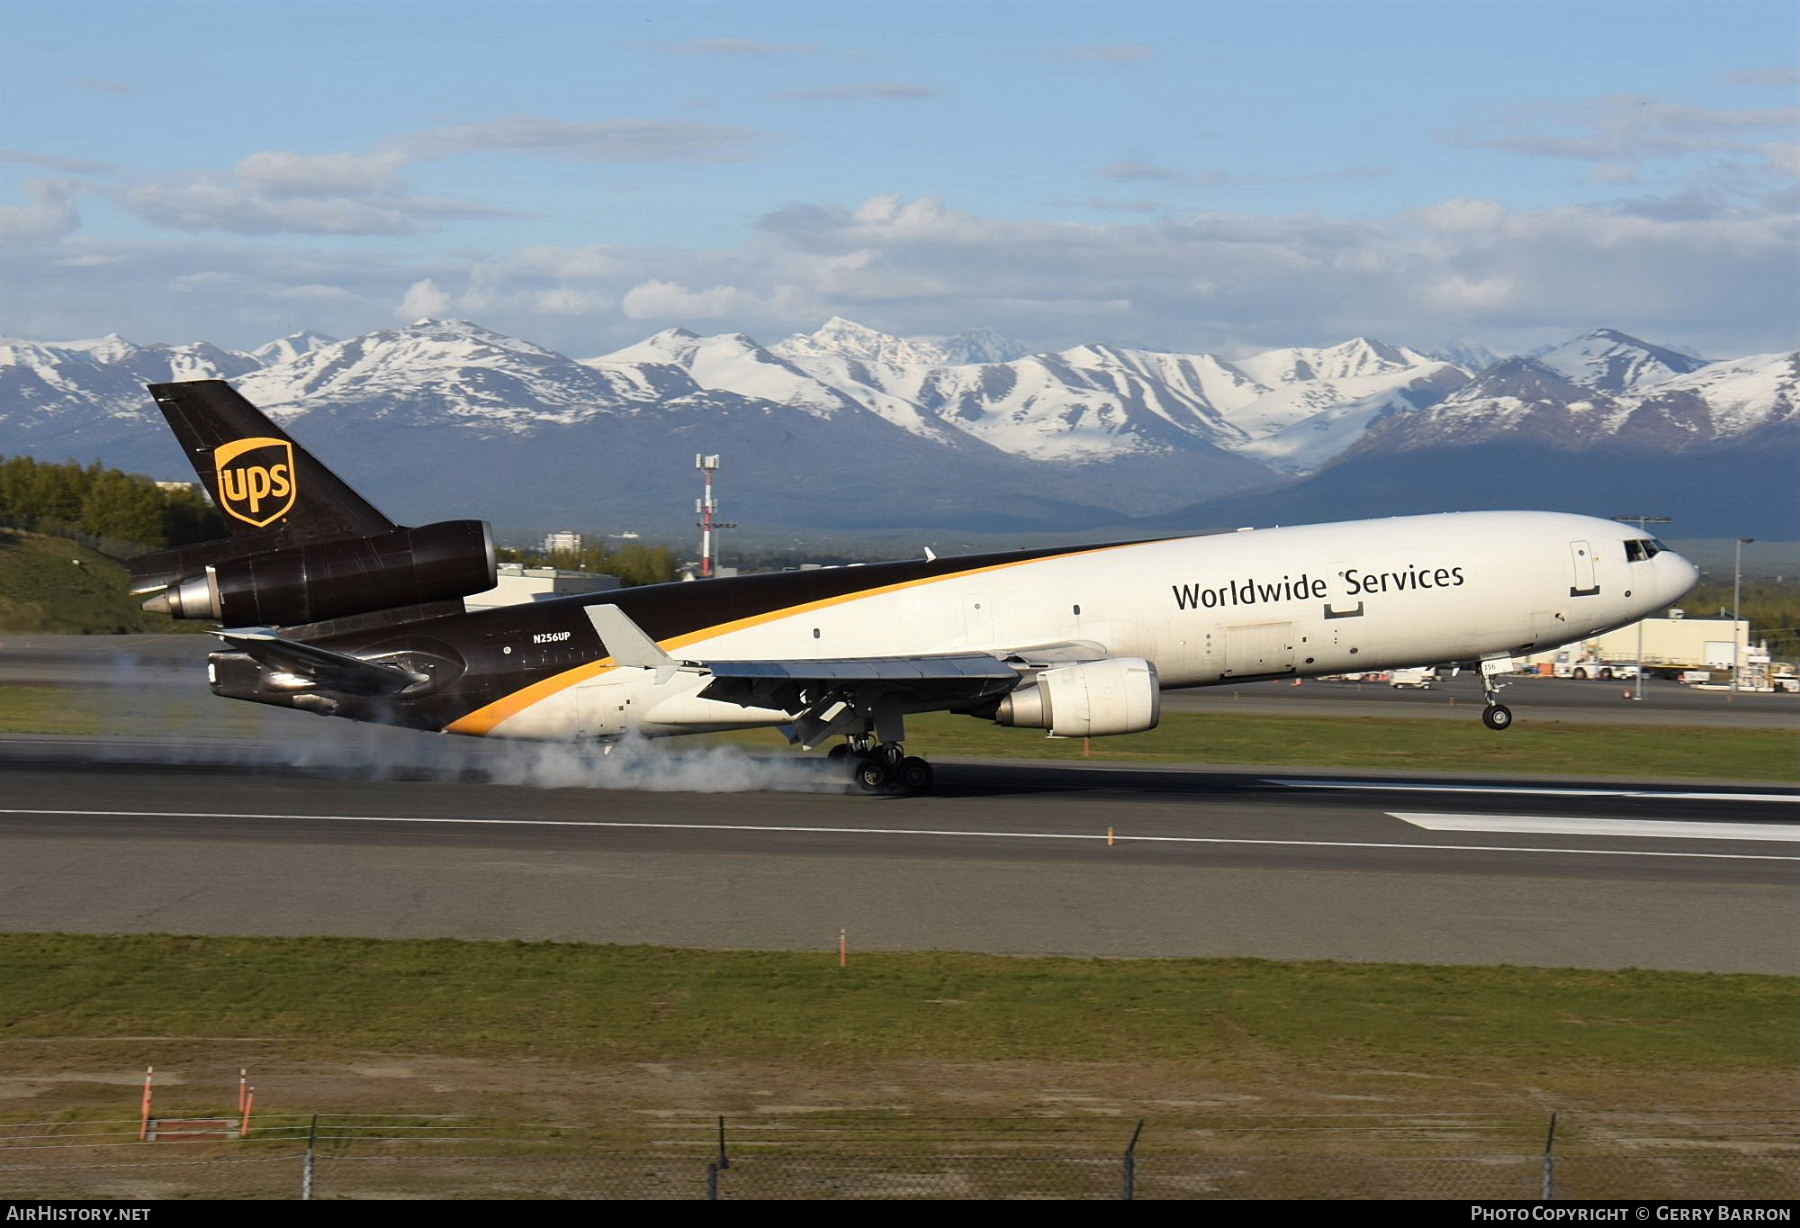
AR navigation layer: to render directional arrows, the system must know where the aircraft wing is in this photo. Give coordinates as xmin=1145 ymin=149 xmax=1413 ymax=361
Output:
xmin=216 ymin=630 xmax=426 ymax=696
xmin=586 ymin=604 xmax=1024 ymax=746
xmin=699 ymin=653 xmax=1018 ymax=710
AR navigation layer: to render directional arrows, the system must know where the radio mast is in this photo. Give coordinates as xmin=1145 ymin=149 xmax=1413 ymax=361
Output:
xmin=695 ymin=454 xmax=736 ymax=578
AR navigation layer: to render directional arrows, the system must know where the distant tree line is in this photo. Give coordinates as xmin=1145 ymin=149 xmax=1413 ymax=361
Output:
xmin=0 ymin=456 xmax=224 ymax=554
xmin=497 ymin=540 xmax=679 ymax=588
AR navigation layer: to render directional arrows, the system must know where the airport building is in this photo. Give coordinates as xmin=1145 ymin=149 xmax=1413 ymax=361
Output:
xmin=464 ymin=562 xmax=619 ymax=610
xmin=1524 ymin=613 xmax=1752 ymax=676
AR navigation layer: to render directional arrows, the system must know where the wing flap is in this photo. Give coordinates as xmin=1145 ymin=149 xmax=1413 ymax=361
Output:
xmin=699 ymin=652 xmax=1018 ymax=714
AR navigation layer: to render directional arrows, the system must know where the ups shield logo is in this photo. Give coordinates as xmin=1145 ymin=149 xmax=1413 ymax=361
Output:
xmin=213 ymin=436 xmax=296 ymax=528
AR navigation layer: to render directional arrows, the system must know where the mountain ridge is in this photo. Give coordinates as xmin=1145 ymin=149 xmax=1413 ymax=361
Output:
xmin=0 ymin=318 xmax=1790 ymax=537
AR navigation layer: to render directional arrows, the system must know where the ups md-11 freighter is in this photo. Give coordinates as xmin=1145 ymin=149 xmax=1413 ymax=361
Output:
xmin=131 ymin=381 xmax=1699 ymax=793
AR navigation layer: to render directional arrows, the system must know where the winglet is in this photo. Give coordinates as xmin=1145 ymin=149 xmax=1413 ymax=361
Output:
xmin=586 ymin=604 xmax=681 ymax=681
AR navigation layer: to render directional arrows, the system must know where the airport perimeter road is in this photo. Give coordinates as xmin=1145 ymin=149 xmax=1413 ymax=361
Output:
xmin=0 ymin=757 xmax=1793 ymax=974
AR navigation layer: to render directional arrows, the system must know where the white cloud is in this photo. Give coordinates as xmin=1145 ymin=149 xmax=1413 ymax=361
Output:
xmin=0 ymin=180 xmax=79 ymax=242
xmin=621 ymin=279 xmax=765 ymax=320
xmin=4 ymin=188 xmax=1796 ymax=362
xmin=1763 ymin=143 xmax=1800 ymax=177
xmin=1414 ymin=198 xmax=1509 ymax=234
xmin=1094 ymin=160 xmax=1393 ymax=187
xmin=1444 ymin=95 xmax=1800 ymax=175
xmin=398 ymin=278 xmax=455 ymax=318
xmin=0 ymin=150 xmax=114 ymax=175
xmin=118 ymin=150 xmax=514 ymax=236
xmin=278 ymin=283 xmax=359 ymax=301
xmin=233 ymin=151 xmax=405 ymax=196
xmin=1727 ymin=67 xmax=1800 ymax=87
xmin=399 ymin=115 xmax=770 ymax=163
xmin=1095 ymin=158 xmax=1189 ymax=184
xmin=529 ymin=287 xmax=614 ymax=315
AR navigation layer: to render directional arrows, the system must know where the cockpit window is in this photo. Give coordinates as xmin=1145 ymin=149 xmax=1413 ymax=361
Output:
xmin=1624 ymin=538 xmax=1663 ymax=562
xmin=1647 ymin=538 xmax=1665 ymax=556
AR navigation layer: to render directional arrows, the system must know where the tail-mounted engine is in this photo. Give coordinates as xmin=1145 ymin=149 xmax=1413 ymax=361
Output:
xmin=994 ymin=657 xmax=1161 ymax=737
xmin=137 ymin=519 xmax=496 ymax=627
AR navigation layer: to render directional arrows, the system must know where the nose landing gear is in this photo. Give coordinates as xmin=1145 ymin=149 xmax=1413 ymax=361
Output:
xmin=1478 ymin=659 xmax=1515 ymax=733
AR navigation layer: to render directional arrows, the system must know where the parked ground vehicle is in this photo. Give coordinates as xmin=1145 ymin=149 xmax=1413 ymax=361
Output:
xmin=1549 ymin=651 xmax=1638 ymax=680
xmin=1389 ymin=667 xmax=1437 ymax=689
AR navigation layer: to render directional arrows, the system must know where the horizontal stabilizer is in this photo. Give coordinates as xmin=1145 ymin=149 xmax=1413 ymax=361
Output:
xmin=216 ymin=630 xmax=425 ymax=696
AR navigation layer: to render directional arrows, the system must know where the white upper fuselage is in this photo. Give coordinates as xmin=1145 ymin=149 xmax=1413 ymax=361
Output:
xmin=481 ymin=510 xmax=1698 ymax=740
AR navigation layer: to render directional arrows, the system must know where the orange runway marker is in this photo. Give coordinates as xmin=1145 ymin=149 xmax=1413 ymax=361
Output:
xmin=139 ymin=1066 xmax=153 ymax=1141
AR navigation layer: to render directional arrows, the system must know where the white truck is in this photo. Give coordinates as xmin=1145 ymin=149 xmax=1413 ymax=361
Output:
xmin=1547 ymin=650 xmax=1637 ymax=681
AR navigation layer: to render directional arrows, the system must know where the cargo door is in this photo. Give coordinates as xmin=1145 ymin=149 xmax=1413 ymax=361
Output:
xmin=575 ymin=679 xmax=627 ymax=739
xmin=1224 ymin=622 xmax=1295 ymax=678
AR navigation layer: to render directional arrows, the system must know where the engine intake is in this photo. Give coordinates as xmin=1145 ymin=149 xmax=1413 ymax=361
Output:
xmin=143 ymin=519 xmax=495 ymax=626
xmin=995 ymin=657 xmax=1161 ymax=737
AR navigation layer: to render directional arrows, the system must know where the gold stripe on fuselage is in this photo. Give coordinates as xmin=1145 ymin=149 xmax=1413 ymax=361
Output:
xmin=443 ymin=541 xmax=1146 ymax=736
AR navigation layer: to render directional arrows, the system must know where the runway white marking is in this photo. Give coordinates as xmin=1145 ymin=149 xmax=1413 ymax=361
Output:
xmin=1271 ymin=778 xmax=1799 ymax=804
xmin=1390 ymin=812 xmax=1800 ymax=843
xmin=2 ymin=808 xmax=1797 ymax=863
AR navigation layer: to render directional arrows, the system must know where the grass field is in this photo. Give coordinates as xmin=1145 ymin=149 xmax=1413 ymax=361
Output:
xmin=0 ymin=685 xmax=100 ymax=735
xmin=1 ymin=935 xmax=1794 ymax=1197
xmin=4 ymin=933 xmax=1793 ymax=1071
xmin=0 ymin=686 xmax=1790 ymax=781
xmin=0 ymin=530 xmax=200 ymax=635
xmin=862 ymin=710 xmax=1800 ymax=782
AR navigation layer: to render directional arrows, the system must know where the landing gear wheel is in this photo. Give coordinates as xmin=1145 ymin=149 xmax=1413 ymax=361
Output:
xmin=853 ymin=758 xmax=891 ymax=793
xmin=896 ymin=756 xmax=935 ymax=794
xmin=1482 ymin=703 xmax=1513 ymax=732
xmin=826 ymin=744 xmax=851 ymax=763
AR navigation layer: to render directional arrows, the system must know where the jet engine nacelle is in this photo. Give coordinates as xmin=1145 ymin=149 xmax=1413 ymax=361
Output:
xmin=994 ymin=657 xmax=1161 ymax=737
xmin=143 ymin=519 xmax=496 ymax=627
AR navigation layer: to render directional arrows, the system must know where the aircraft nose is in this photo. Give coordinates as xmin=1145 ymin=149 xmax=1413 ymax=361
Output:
xmin=1664 ymin=550 xmax=1700 ymax=603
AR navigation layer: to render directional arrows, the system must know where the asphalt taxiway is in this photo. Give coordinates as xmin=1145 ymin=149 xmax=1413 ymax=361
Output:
xmin=0 ymin=747 xmax=1792 ymax=974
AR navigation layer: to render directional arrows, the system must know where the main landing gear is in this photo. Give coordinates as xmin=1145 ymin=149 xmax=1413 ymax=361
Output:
xmin=827 ymin=737 xmax=935 ymax=794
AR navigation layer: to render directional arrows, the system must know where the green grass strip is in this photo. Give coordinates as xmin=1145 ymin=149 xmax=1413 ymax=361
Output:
xmin=1 ymin=934 xmax=1792 ymax=1071
xmin=881 ymin=711 xmax=1800 ymax=782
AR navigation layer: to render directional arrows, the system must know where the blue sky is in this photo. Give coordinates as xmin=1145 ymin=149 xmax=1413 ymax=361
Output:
xmin=2 ymin=0 xmax=1796 ymax=357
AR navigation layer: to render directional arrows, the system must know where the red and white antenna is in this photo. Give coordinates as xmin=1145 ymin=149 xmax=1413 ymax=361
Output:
xmin=695 ymin=454 xmax=737 ymax=579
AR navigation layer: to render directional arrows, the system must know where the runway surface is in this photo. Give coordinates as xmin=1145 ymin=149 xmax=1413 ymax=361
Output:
xmin=0 ymin=745 xmax=1793 ymax=974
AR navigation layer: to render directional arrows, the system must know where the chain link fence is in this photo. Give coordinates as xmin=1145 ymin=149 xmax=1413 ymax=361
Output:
xmin=2 ymin=1112 xmax=1793 ymax=1200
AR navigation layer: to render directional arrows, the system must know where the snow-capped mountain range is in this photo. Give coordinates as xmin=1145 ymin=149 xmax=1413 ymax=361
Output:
xmin=0 ymin=318 xmax=1792 ymax=536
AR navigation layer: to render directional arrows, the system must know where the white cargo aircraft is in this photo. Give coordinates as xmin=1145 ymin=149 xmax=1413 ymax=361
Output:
xmin=137 ymin=381 xmax=1700 ymax=792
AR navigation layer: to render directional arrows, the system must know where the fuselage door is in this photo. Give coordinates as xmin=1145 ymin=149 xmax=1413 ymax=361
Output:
xmin=1224 ymin=622 xmax=1296 ymax=678
xmin=575 ymin=678 xmax=627 ymax=739
xmin=1569 ymin=541 xmax=1599 ymax=597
